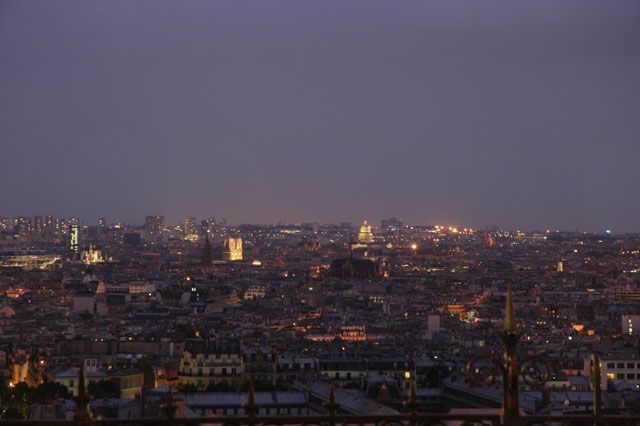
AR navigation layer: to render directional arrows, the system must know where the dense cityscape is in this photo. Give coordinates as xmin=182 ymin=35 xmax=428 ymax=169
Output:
xmin=3 ymin=1 xmax=640 ymax=424
xmin=0 ymin=215 xmax=639 ymax=420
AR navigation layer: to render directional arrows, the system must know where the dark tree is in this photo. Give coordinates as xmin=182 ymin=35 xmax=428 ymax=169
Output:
xmin=2 ymin=407 xmax=25 ymax=419
xmin=178 ymin=383 xmax=200 ymax=393
xmin=88 ymin=379 xmax=121 ymax=399
xmin=205 ymin=381 xmax=234 ymax=392
xmin=32 ymin=382 xmax=72 ymax=403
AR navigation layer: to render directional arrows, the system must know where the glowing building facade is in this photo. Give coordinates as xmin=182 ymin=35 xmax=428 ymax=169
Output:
xmin=223 ymin=238 xmax=243 ymax=261
xmin=358 ymin=220 xmax=374 ymax=244
xmin=69 ymin=224 xmax=79 ymax=254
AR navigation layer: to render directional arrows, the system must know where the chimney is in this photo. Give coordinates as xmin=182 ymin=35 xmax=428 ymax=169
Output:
xmin=378 ymin=383 xmax=388 ymax=403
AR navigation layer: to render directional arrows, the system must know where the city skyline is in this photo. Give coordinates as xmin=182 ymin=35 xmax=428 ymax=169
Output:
xmin=2 ymin=1 xmax=640 ymax=231
xmin=0 ymin=212 xmax=624 ymax=235
xmin=3 ymin=1 xmax=640 ymax=423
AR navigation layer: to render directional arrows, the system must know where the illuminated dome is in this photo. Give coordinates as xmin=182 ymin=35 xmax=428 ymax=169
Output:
xmin=358 ymin=220 xmax=374 ymax=244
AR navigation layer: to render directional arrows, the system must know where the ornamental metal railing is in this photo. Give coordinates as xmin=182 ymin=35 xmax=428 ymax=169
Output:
xmin=3 ymin=284 xmax=639 ymax=425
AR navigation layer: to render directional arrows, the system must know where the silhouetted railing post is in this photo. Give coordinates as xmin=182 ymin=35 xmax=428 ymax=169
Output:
xmin=323 ymin=381 xmax=340 ymax=426
xmin=243 ymin=380 xmax=260 ymax=426
xmin=502 ymin=284 xmax=519 ymax=425
xmin=590 ymin=353 xmax=602 ymax=426
xmin=403 ymin=380 xmax=418 ymax=426
xmin=467 ymin=284 xmax=551 ymax=426
xmin=162 ymin=384 xmax=177 ymax=424
xmin=73 ymin=363 xmax=92 ymax=426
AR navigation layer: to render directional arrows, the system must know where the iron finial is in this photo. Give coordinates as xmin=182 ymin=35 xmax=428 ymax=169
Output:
xmin=504 ymin=283 xmax=515 ymax=332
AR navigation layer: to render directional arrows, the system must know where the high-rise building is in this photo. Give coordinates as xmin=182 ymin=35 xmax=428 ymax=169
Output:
xmin=145 ymin=216 xmax=153 ymax=234
xmin=222 ymin=238 xmax=242 ymax=261
xmin=17 ymin=217 xmax=32 ymax=235
xmin=201 ymin=217 xmax=216 ymax=236
xmin=33 ymin=216 xmax=43 ymax=234
xmin=185 ymin=217 xmax=197 ymax=236
xmin=58 ymin=218 xmax=73 ymax=235
xmin=69 ymin=224 xmax=79 ymax=254
xmin=145 ymin=216 xmax=164 ymax=240
xmin=4 ymin=218 xmax=16 ymax=233
xmin=44 ymin=215 xmax=54 ymax=233
xmin=98 ymin=218 xmax=106 ymax=234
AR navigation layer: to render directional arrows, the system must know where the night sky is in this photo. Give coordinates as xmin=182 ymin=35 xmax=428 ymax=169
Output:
xmin=1 ymin=1 xmax=639 ymax=231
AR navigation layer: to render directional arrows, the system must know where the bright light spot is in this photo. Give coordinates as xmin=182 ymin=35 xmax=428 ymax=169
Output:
xmin=411 ymin=244 xmax=417 ymax=250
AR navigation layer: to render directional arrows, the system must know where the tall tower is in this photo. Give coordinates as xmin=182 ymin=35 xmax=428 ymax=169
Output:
xmin=145 ymin=216 xmax=164 ymax=241
xmin=33 ymin=216 xmax=43 ymax=234
xmin=44 ymin=215 xmax=54 ymax=235
xmin=201 ymin=217 xmax=216 ymax=237
xmin=17 ymin=217 xmax=31 ymax=236
xmin=69 ymin=224 xmax=79 ymax=254
xmin=202 ymin=237 xmax=213 ymax=266
xmin=145 ymin=216 xmax=154 ymax=235
xmin=185 ymin=217 xmax=197 ymax=236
